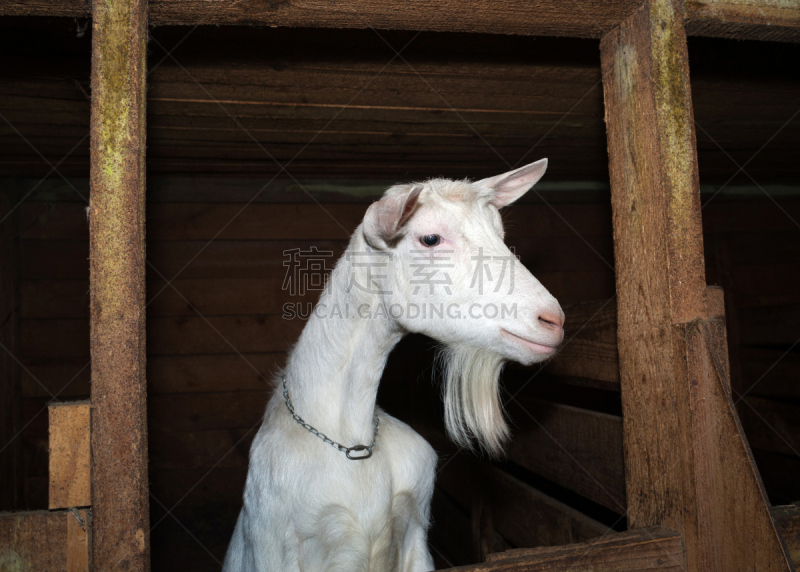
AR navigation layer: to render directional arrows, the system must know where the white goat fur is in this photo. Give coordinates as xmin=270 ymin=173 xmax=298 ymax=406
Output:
xmin=223 ymin=160 xmax=564 ymax=572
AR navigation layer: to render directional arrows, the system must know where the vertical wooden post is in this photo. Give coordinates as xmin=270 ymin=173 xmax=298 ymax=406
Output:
xmin=0 ymin=197 xmax=21 ymax=511
xmin=601 ymin=1 xmax=792 ymax=570
xmin=89 ymin=0 xmax=149 ymax=567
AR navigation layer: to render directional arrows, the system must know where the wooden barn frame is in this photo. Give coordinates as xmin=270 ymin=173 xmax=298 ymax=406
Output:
xmin=0 ymin=0 xmax=799 ymax=570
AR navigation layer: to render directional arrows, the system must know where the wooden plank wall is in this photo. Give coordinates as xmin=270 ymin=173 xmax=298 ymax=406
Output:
xmin=13 ymin=186 xmax=798 ymax=568
xmin=0 ymin=197 xmax=22 ymax=511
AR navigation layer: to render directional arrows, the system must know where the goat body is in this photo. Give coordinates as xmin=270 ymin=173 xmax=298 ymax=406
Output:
xmin=224 ymin=161 xmax=563 ymax=571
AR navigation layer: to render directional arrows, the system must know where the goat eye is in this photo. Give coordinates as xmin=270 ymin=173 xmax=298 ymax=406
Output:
xmin=420 ymin=234 xmax=441 ymax=247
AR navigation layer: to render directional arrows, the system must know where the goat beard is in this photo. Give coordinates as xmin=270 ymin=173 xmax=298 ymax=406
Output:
xmin=437 ymin=344 xmax=509 ymax=457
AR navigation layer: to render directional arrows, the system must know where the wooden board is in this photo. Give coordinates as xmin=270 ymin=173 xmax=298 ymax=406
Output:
xmin=88 ymin=0 xmax=150 ymax=568
xmin=22 ymin=353 xmax=284 ymax=398
xmin=0 ymin=509 xmax=90 ymax=572
xmin=19 ymin=236 xmax=614 ymax=281
xmin=18 ymin=202 xmax=614 ymax=241
xmin=4 ymin=0 xmax=799 ymax=41
xmin=774 ymin=503 xmax=800 ymax=569
xmin=420 ymin=425 xmax=610 ymax=550
xmin=48 ymin=401 xmax=91 ymax=509
xmin=22 ymin=315 xmax=304 ymax=357
xmin=1 ymin=0 xmax=642 ymax=39
xmin=67 ymin=509 xmax=90 ymax=572
xmin=0 ymin=199 xmax=22 ymax=511
xmin=504 ymin=397 xmax=625 ymax=513
xmin=438 ymin=526 xmax=685 ymax=571
xmin=544 ymin=298 xmax=620 ymax=384
xmin=601 ymin=1 xmax=792 ymax=570
xmin=685 ymin=0 xmax=800 ymax=43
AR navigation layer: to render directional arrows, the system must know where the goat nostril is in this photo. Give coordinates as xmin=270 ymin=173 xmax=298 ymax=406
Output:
xmin=538 ymin=312 xmax=564 ymax=331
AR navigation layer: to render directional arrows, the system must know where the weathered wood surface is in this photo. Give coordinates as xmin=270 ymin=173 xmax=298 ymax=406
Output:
xmin=0 ymin=200 xmax=22 ymax=511
xmin=67 ymin=509 xmax=90 ymax=572
xmin=685 ymin=0 xmax=800 ymax=43
xmin=18 ymin=202 xmax=614 ymax=241
xmin=20 ymin=236 xmax=614 ymax=280
xmin=3 ymin=0 xmax=799 ymax=41
xmin=504 ymin=397 xmax=625 ymax=513
xmin=601 ymin=1 xmax=792 ymax=571
xmin=1 ymin=0 xmax=641 ymax=38
xmin=89 ymin=0 xmax=150 ymax=568
xmin=544 ymin=299 xmax=620 ymax=385
xmin=774 ymin=503 xmax=800 ymax=568
xmin=23 ymin=353 xmax=279 ymax=398
xmin=0 ymin=509 xmax=90 ymax=572
xmin=438 ymin=527 xmax=685 ymax=571
xmin=48 ymin=401 xmax=91 ymax=509
xmin=420 ymin=425 xmax=609 ymax=550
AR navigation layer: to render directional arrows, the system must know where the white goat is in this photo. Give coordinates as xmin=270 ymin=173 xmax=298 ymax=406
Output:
xmin=223 ymin=159 xmax=564 ymax=572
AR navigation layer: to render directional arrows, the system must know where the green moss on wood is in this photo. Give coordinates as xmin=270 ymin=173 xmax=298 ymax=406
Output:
xmin=0 ymin=549 xmax=29 ymax=572
xmin=650 ymin=0 xmax=698 ymax=251
xmin=92 ymin=0 xmax=147 ymax=320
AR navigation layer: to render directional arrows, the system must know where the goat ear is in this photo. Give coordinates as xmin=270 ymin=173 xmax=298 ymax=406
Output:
xmin=477 ymin=158 xmax=547 ymax=208
xmin=363 ymin=184 xmax=423 ymax=248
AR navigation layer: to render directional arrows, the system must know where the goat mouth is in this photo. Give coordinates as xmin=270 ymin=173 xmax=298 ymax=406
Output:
xmin=500 ymin=329 xmax=556 ymax=355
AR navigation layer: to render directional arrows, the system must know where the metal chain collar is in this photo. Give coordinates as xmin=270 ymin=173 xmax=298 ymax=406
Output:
xmin=282 ymin=376 xmax=379 ymax=460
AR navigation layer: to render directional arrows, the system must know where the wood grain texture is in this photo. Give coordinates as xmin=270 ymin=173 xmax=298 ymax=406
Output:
xmin=22 ymin=353 xmax=282 ymax=398
xmin=3 ymin=0 xmax=797 ymax=42
xmin=601 ymin=1 xmax=792 ymax=570
xmin=0 ymin=510 xmax=72 ymax=571
xmin=88 ymin=0 xmax=150 ymax=568
xmin=420 ymin=425 xmax=610 ymax=550
xmin=438 ymin=526 xmax=685 ymax=571
xmin=67 ymin=509 xmax=90 ymax=572
xmin=48 ymin=401 xmax=91 ymax=509
xmin=545 ymin=298 xmax=620 ymax=384
xmin=774 ymin=503 xmax=800 ymax=569
xmin=18 ymin=202 xmax=614 ymax=241
xmin=1 ymin=0 xmax=640 ymax=38
xmin=685 ymin=0 xmax=800 ymax=43
xmin=504 ymin=397 xmax=626 ymax=513
xmin=0 ymin=200 xmax=22 ymax=511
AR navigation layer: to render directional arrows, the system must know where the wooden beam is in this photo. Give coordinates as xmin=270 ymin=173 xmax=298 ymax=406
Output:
xmin=601 ymin=1 xmax=792 ymax=570
xmin=774 ymin=503 xmax=800 ymax=569
xmin=49 ymin=401 xmax=91 ymax=509
xmin=420 ymin=424 xmax=610 ymax=550
xmin=685 ymin=0 xmax=800 ymax=43
xmin=1 ymin=0 xmax=640 ymax=39
xmin=504 ymin=397 xmax=626 ymax=513
xmin=437 ymin=527 xmax=685 ymax=571
xmin=545 ymin=299 xmax=620 ymax=386
xmin=89 ymin=0 xmax=149 ymax=568
xmin=0 ymin=198 xmax=22 ymax=511
xmin=0 ymin=509 xmax=90 ymax=572
xmin=4 ymin=0 xmax=799 ymax=41
xmin=67 ymin=509 xmax=91 ymax=572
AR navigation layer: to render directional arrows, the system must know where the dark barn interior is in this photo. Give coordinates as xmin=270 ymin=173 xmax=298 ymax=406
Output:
xmin=1 ymin=16 xmax=799 ymax=570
